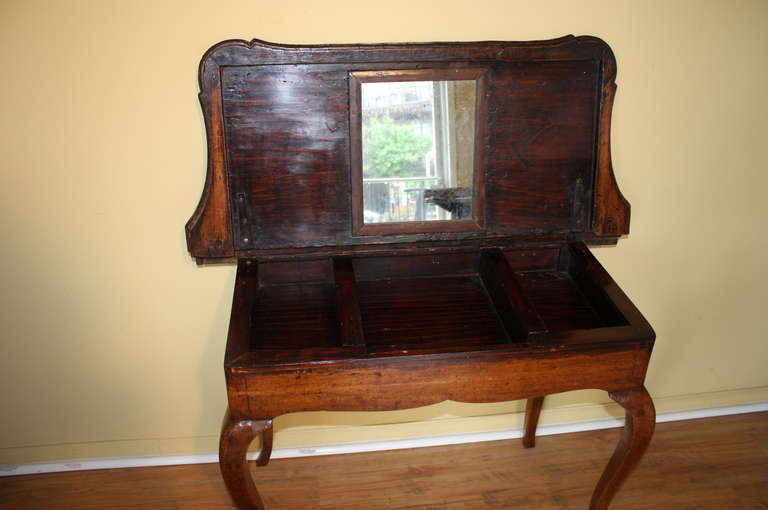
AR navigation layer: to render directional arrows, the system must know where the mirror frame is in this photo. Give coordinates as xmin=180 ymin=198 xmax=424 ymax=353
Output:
xmin=349 ymin=67 xmax=488 ymax=236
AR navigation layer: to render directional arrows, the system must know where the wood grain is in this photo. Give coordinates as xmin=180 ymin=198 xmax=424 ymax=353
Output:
xmin=220 ymin=243 xmax=654 ymax=509
xmin=333 ymin=257 xmax=366 ymax=348
xmin=590 ymin=387 xmax=655 ymax=509
xmin=218 ymin=411 xmax=273 ymax=510
xmin=224 ymin=243 xmax=654 ymax=368
xmin=185 ymin=81 xmax=234 ymax=261
xmin=522 ymin=395 xmax=545 ymax=448
xmin=185 ymin=36 xmax=630 ymax=262
xmin=2 ymin=412 xmax=765 ymax=510
xmin=479 ymin=248 xmax=547 ymax=341
xmin=225 ymin=348 xmax=649 ymax=420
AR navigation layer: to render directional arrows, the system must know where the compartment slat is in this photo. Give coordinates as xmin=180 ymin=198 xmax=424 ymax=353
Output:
xmin=480 ymin=248 xmax=547 ymax=342
xmin=333 ymin=257 xmax=367 ymax=349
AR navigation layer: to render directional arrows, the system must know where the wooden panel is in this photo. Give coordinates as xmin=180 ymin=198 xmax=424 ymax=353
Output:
xmin=221 ymin=65 xmax=351 ymax=250
xmin=257 ymin=258 xmax=333 ymax=286
xmin=185 ymin=82 xmax=234 ymax=260
xmin=568 ymin=242 xmax=645 ymax=328
xmin=227 ymin=348 xmax=648 ymax=419
xmin=186 ymin=37 xmax=631 ymax=260
xmin=516 ymin=271 xmax=605 ymax=332
xmin=220 ymin=59 xmax=599 ymax=250
xmin=250 ymin=283 xmax=340 ymax=350
xmin=479 ymin=248 xmax=546 ymax=341
xmin=593 ymin=78 xmax=631 ymax=237
xmin=485 ymin=60 xmax=599 ymax=234
xmin=358 ymin=276 xmax=506 ymax=350
xmin=502 ymin=247 xmax=560 ymax=271
xmin=224 ymin=259 xmax=258 ymax=364
xmin=352 ymin=252 xmax=478 ymax=281
xmin=227 ymin=243 xmax=651 ymax=365
xmin=333 ymin=257 xmax=366 ymax=348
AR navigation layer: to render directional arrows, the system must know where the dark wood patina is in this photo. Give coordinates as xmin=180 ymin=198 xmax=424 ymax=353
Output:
xmin=186 ymin=36 xmax=654 ymax=509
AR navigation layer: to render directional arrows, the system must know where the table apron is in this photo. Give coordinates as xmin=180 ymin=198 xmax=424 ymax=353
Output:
xmin=225 ymin=347 xmax=650 ymax=420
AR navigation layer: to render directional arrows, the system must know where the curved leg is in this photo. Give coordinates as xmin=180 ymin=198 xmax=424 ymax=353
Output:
xmin=589 ymin=386 xmax=655 ymax=510
xmin=522 ymin=396 xmax=545 ymax=448
xmin=219 ymin=409 xmax=274 ymax=510
xmin=254 ymin=420 xmax=274 ymax=467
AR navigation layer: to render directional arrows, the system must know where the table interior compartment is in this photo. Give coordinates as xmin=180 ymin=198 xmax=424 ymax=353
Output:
xmin=245 ymin=244 xmax=632 ymax=363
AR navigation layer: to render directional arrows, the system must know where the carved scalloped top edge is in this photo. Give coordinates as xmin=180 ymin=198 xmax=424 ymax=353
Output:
xmin=207 ymin=34 xmax=582 ymax=53
xmin=196 ymin=35 xmax=617 ymax=89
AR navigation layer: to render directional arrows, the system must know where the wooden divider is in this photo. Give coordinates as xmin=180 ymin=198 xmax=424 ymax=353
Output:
xmin=479 ymin=248 xmax=547 ymax=343
xmin=332 ymin=257 xmax=367 ymax=349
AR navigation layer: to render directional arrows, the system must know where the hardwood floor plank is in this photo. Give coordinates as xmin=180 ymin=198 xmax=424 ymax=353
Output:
xmin=1 ymin=412 xmax=766 ymax=509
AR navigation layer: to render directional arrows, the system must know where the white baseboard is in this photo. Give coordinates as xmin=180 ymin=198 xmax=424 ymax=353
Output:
xmin=2 ymin=401 xmax=765 ymax=477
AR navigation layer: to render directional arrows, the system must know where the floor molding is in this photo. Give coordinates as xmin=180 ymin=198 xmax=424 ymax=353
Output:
xmin=2 ymin=401 xmax=766 ymax=477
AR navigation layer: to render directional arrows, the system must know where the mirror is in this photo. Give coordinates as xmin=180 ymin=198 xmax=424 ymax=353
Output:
xmin=351 ymin=69 xmax=483 ymax=230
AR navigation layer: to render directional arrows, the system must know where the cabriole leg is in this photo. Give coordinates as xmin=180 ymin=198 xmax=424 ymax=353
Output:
xmin=589 ymin=386 xmax=655 ymax=510
xmin=522 ymin=396 xmax=545 ymax=448
xmin=219 ymin=409 xmax=274 ymax=510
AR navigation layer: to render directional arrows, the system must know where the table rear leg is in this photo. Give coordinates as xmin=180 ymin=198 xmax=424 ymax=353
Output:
xmin=219 ymin=409 xmax=274 ymax=510
xmin=589 ymin=386 xmax=655 ymax=510
xmin=522 ymin=396 xmax=545 ymax=448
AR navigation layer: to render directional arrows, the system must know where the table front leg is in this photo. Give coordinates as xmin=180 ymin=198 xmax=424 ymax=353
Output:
xmin=219 ymin=409 xmax=274 ymax=510
xmin=589 ymin=386 xmax=655 ymax=510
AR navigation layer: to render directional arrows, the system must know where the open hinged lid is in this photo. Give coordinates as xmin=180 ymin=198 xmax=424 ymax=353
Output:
xmin=186 ymin=36 xmax=630 ymax=263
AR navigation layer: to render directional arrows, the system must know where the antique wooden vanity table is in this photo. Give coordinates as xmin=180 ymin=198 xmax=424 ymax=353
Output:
xmin=186 ymin=36 xmax=655 ymax=509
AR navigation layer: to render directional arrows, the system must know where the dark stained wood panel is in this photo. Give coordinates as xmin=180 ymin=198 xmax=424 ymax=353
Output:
xmin=352 ymin=252 xmax=479 ymax=281
xmin=221 ymin=65 xmax=351 ymax=250
xmin=358 ymin=275 xmax=508 ymax=350
xmin=502 ymin=247 xmax=560 ymax=271
xmin=257 ymin=258 xmax=334 ymax=286
xmin=250 ymin=283 xmax=340 ymax=349
xmin=515 ymin=271 xmax=604 ymax=332
xmin=216 ymin=56 xmax=603 ymax=254
xmin=228 ymin=245 xmax=642 ymax=368
xmin=486 ymin=60 xmax=599 ymax=233
xmin=186 ymin=37 xmax=630 ymax=261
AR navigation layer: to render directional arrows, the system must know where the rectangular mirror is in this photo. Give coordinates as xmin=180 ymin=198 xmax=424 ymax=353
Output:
xmin=351 ymin=69 xmax=486 ymax=235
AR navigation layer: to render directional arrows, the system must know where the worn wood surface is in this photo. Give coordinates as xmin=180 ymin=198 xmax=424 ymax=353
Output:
xmin=185 ymin=81 xmax=234 ymax=259
xmin=226 ymin=243 xmax=653 ymax=369
xmin=479 ymin=248 xmax=547 ymax=341
xmin=333 ymin=258 xmax=366 ymax=348
xmin=220 ymin=242 xmax=654 ymax=509
xmin=186 ymin=36 xmax=629 ymax=262
xmin=522 ymin=395 xmax=545 ymax=448
xmin=590 ymin=387 xmax=655 ymax=510
xmin=219 ymin=412 xmax=272 ymax=510
xmin=2 ymin=413 xmax=766 ymax=510
xmin=226 ymin=350 xmax=650 ymax=420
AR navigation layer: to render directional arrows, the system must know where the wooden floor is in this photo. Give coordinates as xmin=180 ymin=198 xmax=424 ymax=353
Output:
xmin=1 ymin=412 xmax=766 ymax=509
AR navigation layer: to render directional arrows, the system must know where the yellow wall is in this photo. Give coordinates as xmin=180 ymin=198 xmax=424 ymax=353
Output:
xmin=1 ymin=0 xmax=767 ymax=464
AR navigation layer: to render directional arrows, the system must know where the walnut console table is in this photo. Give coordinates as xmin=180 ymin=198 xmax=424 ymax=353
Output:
xmin=186 ymin=36 xmax=655 ymax=509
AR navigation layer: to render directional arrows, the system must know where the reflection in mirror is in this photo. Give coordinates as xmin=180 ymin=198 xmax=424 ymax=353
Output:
xmin=361 ymin=79 xmax=476 ymax=223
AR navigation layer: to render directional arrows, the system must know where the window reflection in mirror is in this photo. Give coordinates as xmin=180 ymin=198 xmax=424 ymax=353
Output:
xmin=361 ymin=79 xmax=476 ymax=224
